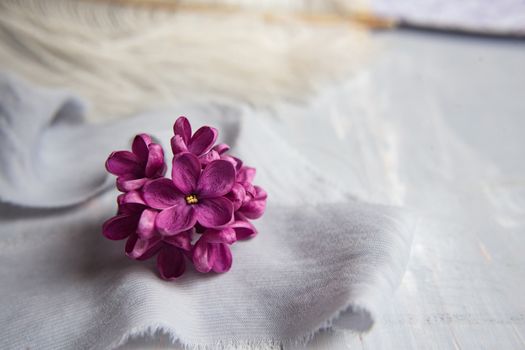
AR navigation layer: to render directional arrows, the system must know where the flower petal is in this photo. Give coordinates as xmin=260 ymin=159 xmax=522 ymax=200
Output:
xmin=195 ymin=197 xmax=233 ymax=228
xmin=145 ymin=143 xmax=166 ymax=178
xmin=156 ymin=203 xmax=197 ymax=235
xmin=117 ymin=191 xmax=145 ymax=205
xmin=199 ymin=149 xmax=220 ymax=166
xmin=210 ymin=243 xmax=232 ymax=273
xmin=117 ymin=202 xmax=146 ymax=215
xmin=192 ymin=236 xmax=215 ymax=273
xmin=213 ymin=143 xmax=230 ymax=155
xmin=116 ymin=175 xmax=148 ymax=192
xmin=163 ymin=230 xmax=192 ymax=251
xmin=170 ymin=134 xmax=188 ymax=155
xmin=125 ymin=234 xmax=162 ymax=260
xmin=171 ymin=153 xmax=201 ymax=194
xmin=173 ymin=116 xmax=192 ymax=144
xmin=157 ymin=246 xmax=186 ymax=280
xmin=227 ymin=183 xmax=246 ymax=211
xmin=132 ymin=134 xmax=151 ymax=163
xmin=106 ymin=151 xmax=141 ymax=176
xmin=143 ymin=178 xmax=182 ymax=209
xmin=242 ymin=182 xmax=256 ymax=199
xmin=137 ymin=209 xmax=158 ymax=239
xmin=231 ymin=219 xmax=257 ymax=240
xmin=188 ymin=126 xmax=217 ymax=156
xmin=237 ymin=166 xmax=256 ymax=184
xmin=196 ymin=160 xmax=235 ymax=198
xmin=239 ymin=186 xmax=267 ymax=219
xmin=221 ymin=155 xmax=242 ymax=171
xmin=102 ymin=214 xmax=139 ymax=240
xmin=203 ymin=227 xmax=236 ymax=244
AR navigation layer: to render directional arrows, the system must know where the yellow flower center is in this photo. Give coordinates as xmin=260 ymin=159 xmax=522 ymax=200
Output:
xmin=185 ymin=194 xmax=199 ymax=205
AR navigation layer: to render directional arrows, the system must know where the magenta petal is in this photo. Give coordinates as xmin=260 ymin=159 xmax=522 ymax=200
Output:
xmin=173 ymin=116 xmax=192 ymax=144
xmin=116 ymin=175 xmax=148 ymax=192
xmin=231 ymin=219 xmax=257 ymax=240
xmin=188 ymin=126 xmax=218 ymax=156
xmin=195 ymin=197 xmax=233 ymax=228
xmin=228 ymin=183 xmax=246 ymax=211
xmin=240 ymin=186 xmax=267 ymax=219
xmin=242 ymin=182 xmax=256 ymax=198
xmin=102 ymin=214 xmax=139 ymax=240
xmin=237 ymin=166 xmax=256 ymax=183
xmin=221 ymin=155 xmax=242 ymax=171
xmin=157 ymin=246 xmax=186 ymax=280
xmin=118 ymin=202 xmax=146 ymax=215
xmin=156 ymin=203 xmax=197 ymax=235
xmin=163 ymin=230 xmax=192 ymax=251
xmin=192 ymin=237 xmax=214 ymax=273
xmin=145 ymin=143 xmax=166 ymax=178
xmin=203 ymin=227 xmax=236 ymax=244
xmin=132 ymin=134 xmax=151 ymax=163
xmin=171 ymin=153 xmax=201 ymax=194
xmin=106 ymin=151 xmax=141 ymax=176
xmin=199 ymin=150 xmax=220 ymax=166
xmin=196 ymin=160 xmax=235 ymax=198
xmin=171 ymin=135 xmax=188 ymax=155
xmin=117 ymin=191 xmax=145 ymax=205
xmin=213 ymin=143 xmax=230 ymax=155
xmin=126 ymin=234 xmax=162 ymax=260
xmin=143 ymin=178 xmax=182 ymax=209
xmin=137 ymin=209 xmax=157 ymax=239
xmin=210 ymin=243 xmax=232 ymax=273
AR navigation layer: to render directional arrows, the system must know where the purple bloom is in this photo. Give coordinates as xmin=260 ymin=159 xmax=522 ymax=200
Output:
xmin=143 ymin=153 xmax=235 ymax=235
xmin=127 ymin=229 xmax=193 ymax=280
xmin=200 ymin=142 xmax=242 ymax=170
xmin=102 ymin=202 xmax=156 ymax=241
xmin=103 ymin=116 xmax=267 ymax=280
xmin=117 ymin=190 xmax=146 ymax=206
xmin=192 ymin=227 xmax=236 ymax=273
xmin=228 ymin=165 xmax=267 ymax=220
xmin=103 ymin=199 xmax=192 ymax=280
xmin=230 ymin=218 xmax=257 ymax=240
xmin=106 ymin=134 xmax=166 ymax=192
xmin=238 ymin=185 xmax=267 ymax=220
xmin=171 ymin=116 xmax=218 ymax=157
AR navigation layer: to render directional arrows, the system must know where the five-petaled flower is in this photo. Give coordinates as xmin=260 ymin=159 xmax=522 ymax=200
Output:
xmin=143 ymin=153 xmax=235 ymax=234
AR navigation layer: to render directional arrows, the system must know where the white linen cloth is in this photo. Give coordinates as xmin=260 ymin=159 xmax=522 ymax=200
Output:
xmin=0 ymin=73 xmax=415 ymax=349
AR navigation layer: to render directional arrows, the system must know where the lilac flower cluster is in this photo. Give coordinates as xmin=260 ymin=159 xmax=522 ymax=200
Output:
xmin=103 ymin=117 xmax=267 ymax=280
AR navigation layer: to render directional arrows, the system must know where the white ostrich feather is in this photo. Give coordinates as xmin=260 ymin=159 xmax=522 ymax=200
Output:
xmin=0 ymin=0 xmax=372 ymax=120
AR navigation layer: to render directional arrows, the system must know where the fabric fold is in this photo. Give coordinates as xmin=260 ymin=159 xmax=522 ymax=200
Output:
xmin=0 ymin=197 xmax=414 ymax=349
xmin=0 ymin=73 xmax=415 ymax=349
xmin=0 ymin=73 xmax=240 ymax=208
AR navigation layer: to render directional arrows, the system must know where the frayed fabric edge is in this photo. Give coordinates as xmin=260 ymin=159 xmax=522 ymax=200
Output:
xmin=106 ymin=211 xmax=418 ymax=350
xmin=108 ymin=301 xmax=374 ymax=350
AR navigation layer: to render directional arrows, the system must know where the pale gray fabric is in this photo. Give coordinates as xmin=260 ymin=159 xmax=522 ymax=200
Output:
xmin=0 ymin=73 xmax=414 ymax=349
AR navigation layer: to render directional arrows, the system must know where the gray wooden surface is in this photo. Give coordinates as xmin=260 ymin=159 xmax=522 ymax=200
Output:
xmin=122 ymin=29 xmax=525 ymax=349
xmin=317 ymin=29 xmax=525 ymax=350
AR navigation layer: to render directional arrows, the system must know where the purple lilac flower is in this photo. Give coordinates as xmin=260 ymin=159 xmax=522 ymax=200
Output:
xmin=192 ymin=227 xmax=236 ymax=273
xmin=127 ymin=229 xmax=193 ymax=280
xmin=103 ymin=200 xmax=192 ymax=280
xmin=171 ymin=116 xmax=218 ymax=158
xmin=103 ymin=117 xmax=267 ymax=280
xmin=143 ymin=153 xmax=235 ymax=235
xmin=106 ymin=134 xmax=166 ymax=192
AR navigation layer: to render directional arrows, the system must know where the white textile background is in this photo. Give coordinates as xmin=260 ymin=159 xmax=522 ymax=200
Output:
xmin=0 ymin=73 xmax=415 ymax=348
xmin=1 ymin=27 xmax=524 ymax=350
